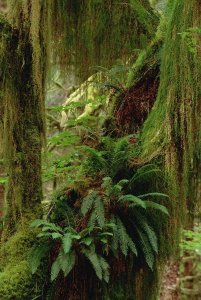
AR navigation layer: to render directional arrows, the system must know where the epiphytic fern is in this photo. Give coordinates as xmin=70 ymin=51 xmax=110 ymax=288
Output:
xmin=81 ymin=191 xmax=105 ymax=228
xmin=82 ymin=245 xmax=110 ymax=283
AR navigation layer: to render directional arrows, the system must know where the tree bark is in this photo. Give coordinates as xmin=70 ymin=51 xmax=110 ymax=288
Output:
xmin=0 ymin=16 xmax=44 ymax=232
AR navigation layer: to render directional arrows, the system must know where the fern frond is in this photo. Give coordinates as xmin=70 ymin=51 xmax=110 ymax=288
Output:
xmin=88 ymin=209 xmax=97 ymax=228
xmin=144 ymin=201 xmax=169 ymax=215
xmin=58 ymin=249 xmax=75 ymax=277
xmin=130 ymin=210 xmax=158 ymax=253
xmin=110 ymin=216 xmax=119 ymax=254
xmin=127 ymin=235 xmax=138 ymax=256
xmin=51 ymin=256 xmax=61 ymax=281
xmin=82 ymin=247 xmax=103 ymax=280
xmin=117 ymin=179 xmax=129 ymax=187
xmin=51 ymin=232 xmax=63 ymax=239
xmin=116 ymin=217 xmax=129 ymax=256
xmin=119 ymin=194 xmax=146 ymax=209
xmin=116 ymin=217 xmax=138 ymax=257
xmin=130 ymin=164 xmax=161 ymax=184
xmin=103 ymin=138 xmax=129 ymax=178
xmin=81 ymin=191 xmax=96 ymax=215
xmin=101 ymin=177 xmax=113 ymax=190
xmin=94 ymin=196 xmax=105 ymax=227
xmin=136 ymin=228 xmax=155 ymax=270
xmin=83 ymin=147 xmax=107 ymax=172
xmin=41 ymin=223 xmax=63 ymax=233
xmin=62 ymin=233 xmax=73 ymax=254
xmin=30 ymin=242 xmax=51 ymax=274
xmin=99 ymin=256 xmax=110 ymax=283
xmin=138 ymin=192 xmax=169 ymax=199
xmin=30 ymin=219 xmax=50 ymax=228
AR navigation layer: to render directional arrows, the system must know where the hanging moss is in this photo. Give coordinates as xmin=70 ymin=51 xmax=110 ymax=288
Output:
xmin=49 ymin=0 xmax=159 ymax=80
xmin=6 ymin=0 xmax=158 ymax=83
xmin=140 ymin=0 xmax=201 ymax=225
xmin=0 ymin=1 xmax=190 ymax=299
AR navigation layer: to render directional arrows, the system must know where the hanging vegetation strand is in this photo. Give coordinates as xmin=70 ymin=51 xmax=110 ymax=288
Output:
xmin=141 ymin=0 xmax=201 ymax=223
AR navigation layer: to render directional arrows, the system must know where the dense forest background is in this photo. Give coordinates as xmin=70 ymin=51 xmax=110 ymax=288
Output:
xmin=0 ymin=0 xmax=201 ymax=299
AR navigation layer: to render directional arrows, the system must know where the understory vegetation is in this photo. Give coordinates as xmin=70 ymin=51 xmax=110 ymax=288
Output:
xmin=0 ymin=0 xmax=201 ymax=299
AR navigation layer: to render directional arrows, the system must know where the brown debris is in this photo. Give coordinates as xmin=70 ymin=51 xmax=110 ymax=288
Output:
xmin=114 ymin=67 xmax=159 ymax=134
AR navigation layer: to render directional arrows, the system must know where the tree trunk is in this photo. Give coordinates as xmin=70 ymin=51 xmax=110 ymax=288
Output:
xmin=0 ymin=16 xmax=44 ymax=232
xmin=141 ymin=0 xmax=201 ymax=226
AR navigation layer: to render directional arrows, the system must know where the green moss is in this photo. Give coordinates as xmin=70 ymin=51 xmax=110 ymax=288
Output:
xmin=0 ymin=11 xmax=44 ymax=229
xmin=6 ymin=0 xmax=158 ymax=83
xmin=139 ymin=0 xmax=201 ymax=224
xmin=0 ymin=224 xmax=45 ymax=299
xmin=0 ymin=261 xmax=33 ymax=300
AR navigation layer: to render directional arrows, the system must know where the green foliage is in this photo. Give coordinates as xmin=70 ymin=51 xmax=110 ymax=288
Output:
xmin=30 ymin=219 xmax=112 ymax=283
xmin=49 ymin=0 xmax=158 ymax=80
xmin=0 ymin=175 xmax=7 ymax=185
xmin=82 ymin=136 xmax=131 ymax=179
xmin=30 ymin=242 xmax=51 ymax=274
xmin=140 ymin=0 xmax=201 ymax=233
xmin=81 ymin=191 xmax=105 ymax=227
xmin=48 ymin=131 xmax=80 ymax=147
xmin=82 ymin=246 xmax=109 ymax=282
xmin=180 ymin=229 xmax=201 ymax=253
xmin=178 ymin=27 xmax=201 ymax=55
xmin=31 ymin=165 xmax=169 ymax=283
xmin=114 ymin=216 xmax=137 ymax=256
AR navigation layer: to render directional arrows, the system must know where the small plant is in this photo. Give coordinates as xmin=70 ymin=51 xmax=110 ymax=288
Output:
xmin=30 ymin=219 xmax=112 ymax=282
xmin=30 ymin=172 xmax=169 ymax=284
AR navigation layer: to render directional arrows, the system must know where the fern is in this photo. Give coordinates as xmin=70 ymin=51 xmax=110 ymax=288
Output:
xmin=82 ymin=246 xmax=109 ymax=283
xmin=62 ymin=233 xmax=73 ymax=254
xmin=81 ymin=191 xmax=96 ymax=215
xmin=82 ymin=247 xmax=103 ymax=281
xmin=117 ymin=179 xmax=129 ymax=187
xmin=51 ymin=256 xmax=61 ymax=281
xmin=50 ymin=248 xmax=75 ymax=281
xmin=133 ymin=211 xmax=158 ymax=254
xmin=30 ymin=241 xmax=51 ymax=274
xmin=82 ymin=191 xmax=105 ymax=228
xmin=130 ymin=164 xmax=162 ymax=185
xmin=116 ymin=217 xmax=128 ymax=256
xmin=136 ymin=227 xmax=155 ymax=270
xmin=101 ymin=177 xmax=113 ymax=192
xmin=116 ymin=217 xmax=137 ymax=256
xmin=82 ymin=146 xmax=106 ymax=174
xmin=138 ymin=192 xmax=169 ymax=199
xmin=119 ymin=194 xmax=146 ymax=209
xmin=31 ymin=219 xmax=63 ymax=233
xmin=99 ymin=256 xmax=110 ymax=283
xmin=88 ymin=209 xmax=97 ymax=228
xmin=94 ymin=196 xmax=105 ymax=227
xmin=109 ymin=139 xmax=129 ymax=178
xmin=110 ymin=216 xmax=119 ymax=254
xmin=144 ymin=201 xmax=169 ymax=215
xmin=31 ymin=219 xmax=50 ymax=228
xmin=58 ymin=248 xmax=75 ymax=277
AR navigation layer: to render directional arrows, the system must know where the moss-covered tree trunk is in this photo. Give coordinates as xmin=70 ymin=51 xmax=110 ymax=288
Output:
xmin=0 ymin=16 xmax=45 ymax=232
xmin=140 ymin=0 xmax=201 ymax=226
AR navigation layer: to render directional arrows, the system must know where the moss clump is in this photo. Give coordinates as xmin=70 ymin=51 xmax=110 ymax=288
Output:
xmin=0 ymin=224 xmax=45 ymax=299
xmin=0 ymin=261 xmax=34 ymax=300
